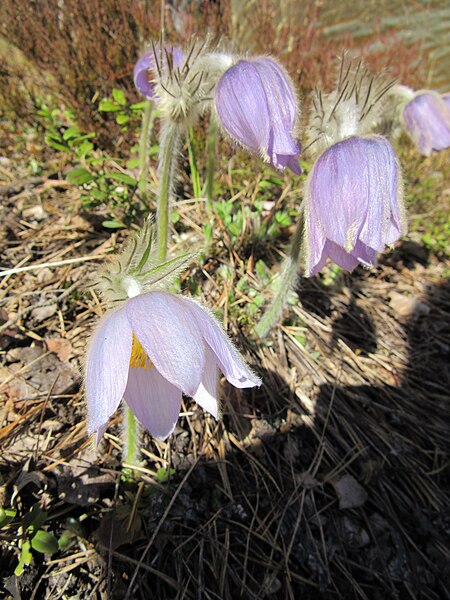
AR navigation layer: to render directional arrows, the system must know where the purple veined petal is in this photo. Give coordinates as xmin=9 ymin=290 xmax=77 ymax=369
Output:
xmin=357 ymin=136 xmax=402 ymax=251
xmin=304 ymin=187 xmax=328 ymax=277
xmin=276 ymin=153 xmax=302 ymax=175
xmin=325 ymin=240 xmax=366 ymax=271
xmin=193 ymin=347 xmax=219 ymax=419
xmin=126 ymin=292 xmax=205 ymax=397
xmin=215 ymin=58 xmax=300 ymax=172
xmin=403 ymin=91 xmax=450 ymax=156
xmin=95 ymin=423 xmax=109 ymax=447
xmin=216 ymin=60 xmax=271 ymax=153
xmin=185 ymin=299 xmax=261 ymax=389
xmin=85 ymin=307 xmax=132 ymax=437
xmin=308 ymin=137 xmax=371 ymax=251
xmin=134 ymin=46 xmax=185 ymax=99
xmin=307 ymin=247 xmax=329 ymax=277
xmin=253 ymin=58 xmax=300 ymax=160
xmin=124 ymin=366 xmax=182 ymax=440
xmin=134 ymin=51 xmax=158 ymax=99
xmin=350 ymin=240 xmax=377 ymax=268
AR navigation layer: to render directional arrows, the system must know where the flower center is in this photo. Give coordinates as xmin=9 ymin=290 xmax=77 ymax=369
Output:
xmin=130 ymin=334 xmax=153 ymax=370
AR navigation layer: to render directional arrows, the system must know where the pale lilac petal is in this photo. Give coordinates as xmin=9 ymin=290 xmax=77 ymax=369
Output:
xmin=308 ymin=136 xmax=403 ymax=255
xmin=309 ymin=137 xmax=371 ymax=250
xmin=126 ymin=292 xmax=205 ymax=397
xmin=357 ymin=136 xmax=400 ymax=251
xmin=326 ymin=240 xmax=361 ymax=271
xmin=85 ymin=307 xmax=132 ymax=437
xmin=350 ymin=240 xmax=377 ymax=268
xmin=403 ymin=92 xmax=450 ymax=156
xmin=443 ymin=94 xmax=450 ymax=110
xmin=215 ymin=57 xmax=300 ymax=173
xmin=185 ymin=299 xmax=261 ymax=389
xmin=193 ymin=348 xmax=219 ymax=418
xmin=124 ymin=367 xmax=182 ymax=440
xmin=305 ymin=200 xmax=328 ymax=276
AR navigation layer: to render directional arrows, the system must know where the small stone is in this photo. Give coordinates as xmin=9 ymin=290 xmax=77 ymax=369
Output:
xmin=31 ymin=304 xmax=57 ymax=323
xmin=389 ymin=291 xmax=430 ymax=318
xmin=22 ymin=205 xmax=48 ymax=221
xmin=333 ymin=474 xmax=368 ymax=509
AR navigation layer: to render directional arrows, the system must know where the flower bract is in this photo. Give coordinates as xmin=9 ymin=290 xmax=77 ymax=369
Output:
xmin=86 ymin=292 xmax=260 ymax=441
xmin=303 ymin=135 xmax=405 ymax=276
xmin=402 ymin=91 xmax=450 ymax=156
xmin=215 ymin=57 xmax=301 ymax=173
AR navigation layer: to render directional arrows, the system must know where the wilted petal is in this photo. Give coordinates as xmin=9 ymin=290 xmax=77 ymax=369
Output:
xmin=86 ymin=307 xmax=132 ymax=437
xmin=134 ymin=46 xmax=185 ymax=99
xmin=124 ymin=366 xmax=182 ymax=440
xmin=403 ymin=91 xmax=450 ymax=156
xmin=193 ymin=347 xmax=219 ymax=418
xmin=126 ymin=292 xmax=205 ymax=396
xmin=215 ymin=57 xmax=300 ymax=173
xmin=185 ymin=299 xmax=261 ymax=389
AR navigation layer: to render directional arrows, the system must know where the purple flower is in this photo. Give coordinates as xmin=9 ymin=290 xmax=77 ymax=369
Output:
xmin=402 ymin=91 xmax=450 ymax=156
xmin=134 ymin=46 xmax=185 ymax=99
xmin=215 ymin=57 xmax=301 ymax=174
xmin=86 ymin=292 xmax=260 ymax=441
xmin=304 ymin=135 xmax=405 ymax=276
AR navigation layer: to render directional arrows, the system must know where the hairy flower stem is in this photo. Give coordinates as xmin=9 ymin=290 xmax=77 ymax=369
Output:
xmin=206 ymin=118 xmax=216 ymax=211
xmin=157 ymin=121 xmax=180 ymax=262
xmin=123 ymin=404 xmax=141 ymax=475
xmin=254 ymin=205 xmax=305 ymax=338
xmin=138 ymin=100 xmax=153 ymax=206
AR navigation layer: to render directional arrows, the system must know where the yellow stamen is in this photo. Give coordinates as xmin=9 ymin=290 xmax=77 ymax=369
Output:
xmin=130 ymin=334 xmax=153 ymax=370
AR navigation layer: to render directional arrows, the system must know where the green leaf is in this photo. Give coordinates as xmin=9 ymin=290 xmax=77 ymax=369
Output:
xmin=15 ymin=540 xmax=32 ymax=576
xmin=170 ymin=211 xmax=180 ymax=224
xmin=130 ymin=101 xmax=147 ymax=111
xmin=102 ymin=219 xmax=124 ymax=229
xmin=126 ymin=158 xmax=139 ymax=169
xmin=0 ymin=507 xmax=16 ymax=528
xmin=31 ymin=530 xmax=59 ymax=554
xmin=66 ymin=168 xmax=93 ymax=186
xmin=116 ymin=114 xmax=130 ymax=125
xmin=77 ymin=140 xmax=94 ymax=159
xmin=156 ymin=467 xmax=176 ymax=483
xmin=23 ymin=503 xmax=47 ymax=533
xmin=112 ymin=88 xmax=127 ymax=106
xmin=63 ymin=127 xmax=81 ymax=141
xmin=45 ymin=138 xmax=69 ymax=152
xmin=58 ymin=530 xmax=74 ymax=550
xmin=89 ymin=189 xmax=107 ymax=201
xmin=106 ymin=173 xmax=138 ymax=186
xmin=98 ymin=99 xmax=121 ymax=112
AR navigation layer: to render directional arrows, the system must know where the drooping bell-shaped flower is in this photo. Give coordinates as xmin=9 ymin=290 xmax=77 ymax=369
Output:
xmin=303 ymin=135 xmax=405 ymax=276
xmin=402 ymin=91 xmax=450 ymax=156
xmin=134 ymin=45 xmax=185 ymax=99
xmin=215 ymin=57 xmax=301 ymax=174
xmin=86 ymin=291 xmax=261 ymax=442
